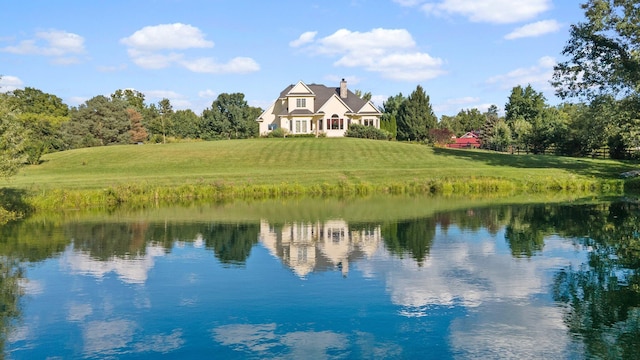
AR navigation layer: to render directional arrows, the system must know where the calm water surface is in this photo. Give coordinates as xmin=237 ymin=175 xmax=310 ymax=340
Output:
xmin=2 ymin=197 xmax=640 ymax=359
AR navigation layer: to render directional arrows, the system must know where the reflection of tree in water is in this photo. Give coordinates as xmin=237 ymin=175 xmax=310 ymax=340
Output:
xmin=504 ymin=206 xmax=550 ymax=258
xmin=63 ymin=221 xmax=259 ymax=265
xmin=381 ymin=219 xmax=436 ymax=265
xmin=547 ymin=201 xmax=640 ymax=359
xmin=70 ymin=222 xmax=155 ymax=260
xmin=202 ymin=223 xmax=259 ymax=266
xmin=0 ymin=257 xmax=23 ymax=357
xmin=0 ymin=220 xmax=69 ymax=262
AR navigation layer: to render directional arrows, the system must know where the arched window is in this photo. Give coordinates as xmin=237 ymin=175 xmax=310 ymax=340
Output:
xmin=330 ymin=114 xmax=343 ymax=130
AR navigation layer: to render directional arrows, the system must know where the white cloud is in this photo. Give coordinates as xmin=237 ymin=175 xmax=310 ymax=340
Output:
xmin=486 ymin=56 xmax=556 ymax=90
xmin=198 ymin=89 xmax=217 ymax=99
xmin=120 ymin=23 xmax=214 ymax=51
xmin=144 ymin=90 xmax=192 ymax=109
xmin=67 ymin=96 xmax=89 ymax=106
xmin=370 ymin=94 xmax=387 ymax=108
xmin=291 ymin=28 xmax=445 ymax=82
xmin=393 ymin=0 xmax=424 ymax=6
xmin=420 ymin=0 xmax=551 ymax=24
xmin=449 ymin=302 xmax=571 ymax=359
xmin=356 ymin=228 xmax=586 ymax=320
xmin=180 ymin=56 xmax=260 ymax=74
xmin=289 ymin=31 xmax=317 ymax=47
xmin=434 ymin=96 xmax=481 ymax=113
xmin=1 ymin=29 xmax=85 ymax=63
xmin=134 ymin=329 xmax=185 ymax=353
xmin=505 ymin=19 xmax=561 ymax=40
xmin=0 ymin=75 xmax=24 ymax=92
xmin=19 ymin=278 xmax=44 ymax=295
xmin=212 ymin=324 xmax=348 ymax=358
xmin=121 ymin=23 xmax=259 ymax=74
xmin=97 ymin=64 xmax=127 ymax=72
xmin=327 ymin=74 xmax=361 ymax=83
xmin=84 ymin=319 xmax=136 ymax=356
xmin=126 ymin=49 xmax=184 ymax=70
xmin=67 ymin=302 xmax=93 ymax=322
xmin=62 ymin=244 xmax=166 ymax=284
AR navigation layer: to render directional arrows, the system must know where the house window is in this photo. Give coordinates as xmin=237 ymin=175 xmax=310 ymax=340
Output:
xmin=319 ymin=119 xmax=323 ymax=131
xmin=330 ymin=115 xmax=343 ymax=130
xmin=296 ymin=98 xmax=306 ymax=108
xmin=268 ymin=123 xmax=278 ymax=130
xmin=364 ymin=119 xmax=374 ymax=127
xmin=295 ymin=120 xmax=307 ymax=133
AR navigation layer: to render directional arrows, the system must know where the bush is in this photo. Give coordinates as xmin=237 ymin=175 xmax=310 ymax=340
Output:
xmin=265 ymin=128 xmax=288 ymax=138
xmin=345 ymin=124 xmax=391 ymax=140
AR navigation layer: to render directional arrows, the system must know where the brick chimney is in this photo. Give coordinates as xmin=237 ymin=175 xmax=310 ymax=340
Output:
xmin=340 ymin=78 xmax=347 ymax=99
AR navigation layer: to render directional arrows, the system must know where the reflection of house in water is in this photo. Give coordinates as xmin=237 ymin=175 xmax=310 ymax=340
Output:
xmin=259 ymin=220 xmax=381 ymax=278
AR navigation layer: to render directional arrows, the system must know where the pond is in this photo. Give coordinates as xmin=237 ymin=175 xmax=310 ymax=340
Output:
xmin=2 ymin=195 xmax=640 ymax=359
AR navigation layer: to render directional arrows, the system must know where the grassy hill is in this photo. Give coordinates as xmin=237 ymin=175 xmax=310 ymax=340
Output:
xmin=2 ymin=137 xmax=637 ymax=212
xmin=10 ymin=137 xmax=635 ymax=189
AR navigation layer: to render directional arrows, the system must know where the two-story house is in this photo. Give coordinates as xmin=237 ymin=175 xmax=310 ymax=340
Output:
xmin=257 ymin=79 xmax=382 ymax=137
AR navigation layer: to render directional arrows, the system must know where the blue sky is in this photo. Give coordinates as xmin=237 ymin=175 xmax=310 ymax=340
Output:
xmin=0 ymin=0 xmax=585 ymax=116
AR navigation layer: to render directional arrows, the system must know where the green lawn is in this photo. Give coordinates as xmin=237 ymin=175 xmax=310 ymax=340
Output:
xmin=7 ymin=137 xmax=636 ymax=191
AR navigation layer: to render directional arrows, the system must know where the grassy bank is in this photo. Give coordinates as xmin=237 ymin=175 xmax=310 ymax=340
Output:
xmin=3 ymin=138 xmax=637 ymax=212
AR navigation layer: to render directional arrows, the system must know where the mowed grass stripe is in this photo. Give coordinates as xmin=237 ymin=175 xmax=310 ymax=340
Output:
xmin=8 ymin=137 xmax=636 ymax=191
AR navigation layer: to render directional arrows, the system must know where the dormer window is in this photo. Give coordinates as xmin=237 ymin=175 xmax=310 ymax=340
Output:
xmin=296 ymin=98 xmax=306 ymax=108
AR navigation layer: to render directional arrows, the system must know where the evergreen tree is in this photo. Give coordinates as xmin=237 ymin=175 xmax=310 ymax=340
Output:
xmin=380 ymin=93 xmax=404 ymax=140
xmin=480 ymin=107 xmax=500 ymax=149
xmin=61 ymin=96 xmax=131 ymax=148
xmin=126 ymin=108 xmax=148 ymax=143
xmin=396 ymin=85 xmax=436 ymax=141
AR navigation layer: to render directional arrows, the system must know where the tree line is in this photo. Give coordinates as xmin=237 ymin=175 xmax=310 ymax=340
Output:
xmin=1 ymin=0 xmax=639 ymax=178
xmin=377 ymin=0 xmax=640 ymax=160
xmin=0 ymin=88 xmax=263 ymax=177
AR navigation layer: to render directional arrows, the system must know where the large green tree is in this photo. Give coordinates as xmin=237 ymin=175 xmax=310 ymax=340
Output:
xmin=552 ymin=0 xmax=640 ymax=99
xmin=200 ymin=93 xmax=260 ymax=140
xmin=0 ymin=93 xmax=27 ymax=178
xmin=505 ymin=84 xmax=546 ymax=125
xmin=9 ymin=88 xmax=70 ymax=163
xmin=396 ymin=85 xmax=436 ymax=141
xmin=61 ymin=96 xmax=131 ymax=148
xmin=172 ymin=109 xmax=201 ymax=139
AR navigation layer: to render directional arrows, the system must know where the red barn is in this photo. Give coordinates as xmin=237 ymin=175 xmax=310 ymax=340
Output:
xmin=447 ymin=132 xmax=480 ymax=149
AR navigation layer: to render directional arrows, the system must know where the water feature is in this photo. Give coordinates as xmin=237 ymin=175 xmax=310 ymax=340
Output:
xmin=2 ymin=195 xmax=639 ymax=359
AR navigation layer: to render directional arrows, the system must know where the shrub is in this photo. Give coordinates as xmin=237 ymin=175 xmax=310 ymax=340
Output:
xmin=265 ymin=128 xmax=288 ymax=138
xmin=345 ymin=124 xmax=390 ymax=140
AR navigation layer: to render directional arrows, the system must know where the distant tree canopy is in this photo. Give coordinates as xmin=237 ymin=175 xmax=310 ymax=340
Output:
xmin=439 ymin=108 xmax=485 ymax=137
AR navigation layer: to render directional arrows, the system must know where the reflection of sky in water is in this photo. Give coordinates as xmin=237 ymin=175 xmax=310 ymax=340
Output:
xmin=7 ymin=223 xmax=588 ymax=359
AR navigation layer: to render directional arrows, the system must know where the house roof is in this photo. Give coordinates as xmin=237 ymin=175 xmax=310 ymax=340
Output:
xmin=454 ymin=138 xmax=480 ymax=144
xmin=279 ymin=82 xmax=377 ymax=115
